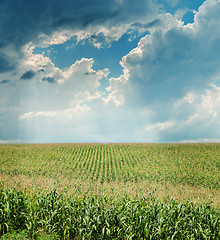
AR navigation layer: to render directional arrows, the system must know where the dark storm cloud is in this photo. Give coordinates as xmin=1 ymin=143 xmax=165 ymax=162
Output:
xmin=42 ymin=77 xmax=56 ymax=83
xmin=0 ymin=0 xmax=155 ymax=48
xmin=0 ymin=57 xmax=15 ymax=73
xmin=85 ymin=71 xmax=96 ymax=75
xmin=52 ymin=10 xmax=121 ymax=29
xmin=20 ymin=70 xmax=35 ymax=80
xmin=0 ymin=0 xmax=156 ymax=73
xmin=0 ymin=41 xmax=7 ymax=48
xmin=131 ymin=19 xmax=161 ymax=29
xmin=0 ymin=79 xmax=10 ymax=84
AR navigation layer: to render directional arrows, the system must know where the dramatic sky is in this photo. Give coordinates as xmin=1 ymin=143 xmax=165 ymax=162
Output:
xmin=1 ymin=0 xmax=220 ymax=143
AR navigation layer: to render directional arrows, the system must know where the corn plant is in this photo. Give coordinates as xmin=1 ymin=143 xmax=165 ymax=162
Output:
xmin=0 ymin=188 xmax=219 ymax=239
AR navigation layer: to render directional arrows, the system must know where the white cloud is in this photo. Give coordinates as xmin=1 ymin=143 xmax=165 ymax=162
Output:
xmin=19 ymin=104 xmax=91 ymax=120
xmin=109 ymin=0 xmax=220 ymax=102
xmin=179 ymin=138 xmax=220 ymax=143
xmin=146 ymin=120 xmax=176 ymax=131
xmin=165 ymin=0 xmax=178 ymax=7
xmin=183 ymin=113 xmax=200 ymax=125
xmin=36 ymin=31 xmax=72 ymax=48
xmin=104 ymin=74 xmax=128 ymax=106
xmin=17 ymin=47 xmax=108 ymax=105
xmin=0 ymin=40 xmax=111 ymax=142
xmin=184 ymin=92 xmax=196 ymax=104
xmin=1 ymin=0 xmax=220 ymax=143
xmin=0 ymin=139 xmax=24 ymax=144
xmin=102 ymin=0 xmax=220 ymax=142
xmin=174 ymin=8 xmax=191 ymax=21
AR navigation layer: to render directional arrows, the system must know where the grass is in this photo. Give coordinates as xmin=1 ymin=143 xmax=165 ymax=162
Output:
xmin=0 ymin=143 xmax=219 ymax=239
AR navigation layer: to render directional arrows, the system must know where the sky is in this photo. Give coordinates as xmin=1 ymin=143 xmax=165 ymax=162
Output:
xmin=1 ymin=0 xmax=220 ymax=143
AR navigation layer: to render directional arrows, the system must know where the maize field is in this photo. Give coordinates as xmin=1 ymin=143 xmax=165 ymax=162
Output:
xmin=0 ymin=143 xmax=219 ymax=239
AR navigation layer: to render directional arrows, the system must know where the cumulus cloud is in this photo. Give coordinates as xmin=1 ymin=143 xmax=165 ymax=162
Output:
xmin=17 ymin=56 xmax=107 ymax=111
xmin=106 ymin=0 xmax=220 ymax=141
xmin=1 ymin=0 xmax=220 ymax=143
xmin=113 ymin=1 xmax=220 ymax=103
xmin=0 ymin=0 xmax=159 ymax=95
xmin=0 ymin=42 xmax=110 ymax=141
xmin=0 ymin=0 xmax=159 ymax=87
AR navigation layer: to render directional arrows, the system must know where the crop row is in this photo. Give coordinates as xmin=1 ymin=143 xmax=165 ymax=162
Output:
xmin=0 ymin=187 xmax=219 ymax=239
xmin=0 ymin=143 xmax=219 ymax=189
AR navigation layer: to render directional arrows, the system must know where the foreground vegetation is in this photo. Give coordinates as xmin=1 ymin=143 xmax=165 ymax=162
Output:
xmin=0 ymin=187 xmax=219 ymax=239
xmin=0 ymin=143 xmax=219 ymax=238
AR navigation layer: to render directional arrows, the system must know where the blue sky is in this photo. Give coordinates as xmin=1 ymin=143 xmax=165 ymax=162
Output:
xmin=0 ymin=0 xmax=220 ymax=143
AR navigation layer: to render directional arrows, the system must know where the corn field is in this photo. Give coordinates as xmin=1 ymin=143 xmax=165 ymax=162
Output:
xmin=0 ymin=143 xmax=220 ymax=239
xmin=0 ymin=188 xmax=219 ymax=239
xmin=1 ymin=143 xmax=219 ymax=188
